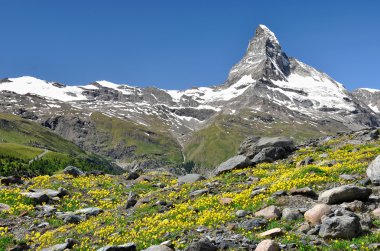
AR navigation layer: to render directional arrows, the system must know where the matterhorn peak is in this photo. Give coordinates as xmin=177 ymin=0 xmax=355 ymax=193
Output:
xmin=226 ymin=24 xmax=290 ymax=85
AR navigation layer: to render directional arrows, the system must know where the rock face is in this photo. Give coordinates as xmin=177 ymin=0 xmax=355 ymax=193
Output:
xmin=352 ymin=88 xmax=380 ymax=115
xmin=319 ymin=210 xmax=362 ymax=239
xmin=213 ymin=155 xmax=252 ymax=175
xmin=318 ymin=185 xmax=371 ymax=204
xmin=178 ymin=174 xmax=205 ymax=185
xmin=366 ymin=155 xmax=380 ymax=185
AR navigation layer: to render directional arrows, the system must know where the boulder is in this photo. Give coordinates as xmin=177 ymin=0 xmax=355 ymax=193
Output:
xmin=251 ymin=147 xmax=288 ymax=164
xmin=41 ymin=238 xmax=77 ymax=251
xmin=126 ymin=172 xmax=140 ymax=180
xmin=63 ymin=166 xmax=84 ymax=177
xmin=258 ymin=228 xmax=283 ymax=238
xmin=304 ymin=204 xmax=331 ymax=225
xmin=255 ymin=239 xmax=280 ymax=251
xmin=63 ymin=214 xmax=84 ymax=224
xmin=184 ymin=239 xmax=217 ymax=251
xmin=366 ymin=155 xmax=380 ymax=185
xmin=22 ymin=192 xmax=50 ymax=204
xmin=74 ymin=207 xmax=103 ymax=217
xmin=289 ymin=187 xmax=317 ymax=198
xmin=255 ymin=206 xmax=281 ymax=220
xmin=142 ymin=245 xmax=173 ymax=251
xmin=178 ymin=174 xmax=205 ymax=185
xmin=0 ymin=176 xmax=24 ymax=186
xmin=97 ymin=243 xmax=137 ymax=251
xmin=319 ymin=209 xmax=362 ymax=239
xmin=282 ymin=208 xmax=303 ymax=221
xmin=189 ymin=189 xmax=209 ymax=197
xmin=236 ymin=210 xmax=249 ymax=218
xmin=318 ymin=185 xmax=371 ymax=204
xmin=213 ymin=155 xmax=252 ymax=175
xmin=240 ymin=218 xmax=268 ymax=230
xmin=372 ymin=208 xmax=380 ymax=219
xmin=238 ymin=136 xmax=295 ymax=159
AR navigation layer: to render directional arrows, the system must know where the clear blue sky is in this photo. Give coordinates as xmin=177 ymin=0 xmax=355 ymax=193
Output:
xmin=0 ymin=0 xmax=379 ymax=90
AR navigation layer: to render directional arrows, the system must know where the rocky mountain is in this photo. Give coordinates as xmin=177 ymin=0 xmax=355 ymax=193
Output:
xmin=352 ymin=88 xmax=380 ymax=114
xmin=0 ymin=24 xmax=379 ymax=171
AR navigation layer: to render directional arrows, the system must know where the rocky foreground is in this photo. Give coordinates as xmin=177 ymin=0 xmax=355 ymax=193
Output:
xmin=1 ymin=129 xmax=380 ymax=250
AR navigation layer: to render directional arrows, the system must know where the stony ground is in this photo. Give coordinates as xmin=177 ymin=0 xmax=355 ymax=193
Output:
xmin=1 ymin=130 xmax=380 ymax=251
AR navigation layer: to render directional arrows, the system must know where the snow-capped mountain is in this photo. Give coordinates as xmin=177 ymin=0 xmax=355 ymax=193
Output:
xmin=352 ymin=88 xmax=380 ymax=114
xmin=1 ymin=24 xmax=379 ymax=170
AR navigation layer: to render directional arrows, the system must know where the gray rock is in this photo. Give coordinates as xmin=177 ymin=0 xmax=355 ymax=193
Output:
xmin=74 ymin=207 xmax=103 ymax=217
xmin=289 ymin=187 xmax=317 ymax=198
xmin=255 ymin=206 xmax=282 ymax=220
xmin=41 ymin=238 xmax=77 ymax=251
xmin=366 ymin=155 xmax=380 ymax=185
xmin=213 ymin=155 xmax=253 ymax=175
xmin=281 ymin=208 xmax=303 ymax=221
xmin=63 ymin=214 xmax=84 ymax=224
xmin=241 ymin=218 xmax=268 ymax=230
xmin=238 ymin=136 xmax=295 ymax=159
xmin=189 ymin=189 xmax=209 ymax=197
xmin=22 ymin=192 xmax=50 ymax=204
xmin=97 ymin=243 xmax=137 ymax=251
xmin=255 ymin=239 xmax=280 ymax=251
xmin=142 ymin=245 xmax=173 ymax=251
xmin=184 ymin=239 xmax=217 ymax=251
xmin=236 ymin=210 xmax=249 ymax=218
xmin=63 ymin=166 xmax=85 ymax=177
xmin=318 ymin=185 xmax=371 ymax=204
xmin=178 ymin=174 xmax=205 ymax=185
xmin=0 ymin=203 xmax=11 ymax=212
xmin=319 ymin=210 xmax=362 ymax=239
xmin=126 ymin=171 xmax=140 ymax=180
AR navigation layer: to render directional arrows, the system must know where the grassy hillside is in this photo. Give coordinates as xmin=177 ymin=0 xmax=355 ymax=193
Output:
xmin=0 ymin=131 xmax=379 ymax=250
xmin=0 ymin=113 xmax=121 ymax=176
xmin=90 ymin=112 xmax=183 ymax=165
xmin=184 ymin=110 xmax=332 ymax=170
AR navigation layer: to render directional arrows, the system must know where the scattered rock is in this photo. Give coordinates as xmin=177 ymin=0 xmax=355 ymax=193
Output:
xmin=297 ymin=222 xmax=311 ymax=233
xmin=258 ymin=228 xmax=283 ymax=238
xmin=282 ymin=208 xmax=303 ymax=221
xmin=236 ymin=210 xmax=249 ymax=218
xmin=255 ymin=239 xmax=280 ymax=251
xmin=63 ymin=166 xmax=84 ymax=177
xmin=372 ymin=208 xmax=380 ymax=219
xmin=97 ymin=243 xmax=137 ymax=251
xmin=142 ymin=245 xmax=173 ymax=251
xmin=63 ymin=214 xmax=84 ymax=224
xmin=184 ymin=239 xmax=217 ymax=251
xmin=189 ymin=189 xmax=209 ymax=197
xmin=304 ymin=204 xmax=331 ymax=225
xmin=319 ymin=209 xmax=362 ymax=239
xmin=238 ymin=136 xmax=295 ymax=159
xmin=22 ymin=192 xmax=50 ymax=204
xmin=318 ymin=185 xmax=371 ymax=204
xmin=74 ymin=207 xmax=103 ymax=217
xmin=0 ymin=203 xmax=11 ymax=212
xmin=41 ymin=238 xmax=77 ymax=251
xmin=0 ymin=176 xmax=24 ymax=186
xmin=213 ymin=155 xmax=253 ymax=175
xmin=241 ymin=218 xmax=268 ymax=231
xmin=297 ymin=156 xmax=314 ymax=167
xmin=10 ymin=243 xmax=30 ymax=251
xmin=255 ymin=206 xmax=281 ymax=220
xmin=367 ymin=155 xmax=380 ymax=185
xmin=251 ymin=186 xmax=267 ymax=197
xmin=272 ymin=190 xmax=287 ymax=197
xmin=289 ymin=187 xmax=317 ymax=198
xmin=126 ymin=172 xmax=140 ymax=180
xmin=220 ymin=197 xmax=233 ymax=205
xmin=177 ymin=174 xmax=205 ymax=185
xmin=339 ymin=174 xmax=356 ymax=181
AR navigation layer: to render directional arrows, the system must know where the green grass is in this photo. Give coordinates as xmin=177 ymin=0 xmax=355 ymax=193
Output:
xmin=0 ymin=143 xmax=43 ymax=160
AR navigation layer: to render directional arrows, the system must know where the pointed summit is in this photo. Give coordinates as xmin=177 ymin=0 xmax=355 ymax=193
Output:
xmin=226 ymin=24 xmax=290 ymax=85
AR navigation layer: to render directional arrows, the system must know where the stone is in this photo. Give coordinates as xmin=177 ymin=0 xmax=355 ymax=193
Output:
xmin=289 ymin=187 xmax=317 ymax=198
xmin=0 ymin=176 xmax=24 ymax=186
xmin=251 ymin=147 xmax=288 ymax=164
xmin=41 ymin=238 xmax=77 ymax=251
xmin=318 ymin=185 xmax=371 ymax=204
xmin=281 ymin=208 xmax=303 ymax=221
xmin=238 ymin=136 xmax=295 ymax=159
xmin=304 ymin=204 xmax=331 ymax=225
xmin=22 ymin=192 xmax=50 ymax=204
xmin=236 ymin=210 xmax=248 ymax=218
xmin=74 ymin=207 xmax=103 ymax=217
xmin=297 ymin=222 xmax=311 ymax=233
xmin=251 ymin=187 xmax=267 ymax=197
xmin=9 ymin=243 xmax=30 ymax=251
xmin=297 ymin=156 xmax=314 ymax=167
xmin=126 ymin=172 xmax=140 ymax=180
xmin=255 ymin=239 xmax=280 ymax=251
xmin=241 ymin=218 xmax=268 ymax=230
xmin=97 ymin=243 xmax=137 ymax=251
xmin=372 ymin=208 xmax=380 ymax=219
xmin=189 ymin=189 xmax=209 ymax=197
xmin=339 ymin=174 xmax=356 ymax=181
xmin=0 ymin=203 xmax=11 ymax=212
xmin=63 ymin=166 xmax=84 ymax=177
xmin=367 ymin=155 xmax=380 ymax=185
xmin=142 ymin=245 xmax=173 ymax=251
xmin=126 ymin=198 xmax=137 ymax=209
xmin=272 ymin=190 xmax=287 ymax=197
xmin=63 ymin=214 xmax=84 ymax=224
xmin=255 ymin=206 xmax=281 ymax=220
xmin=177 ymin=174 xmax=205 ymax=185
xmin=213 ymin=155 xmax=253 ymax=175
xmin=184 ymin=239 xmax=217 ymax=251
xmin=319 ymin=210 xmax=362 ymax=239
xmin=258 ymin=228 xmax=283 ymax=238
xmin=220 ymin=197 xmax=233 ymax=205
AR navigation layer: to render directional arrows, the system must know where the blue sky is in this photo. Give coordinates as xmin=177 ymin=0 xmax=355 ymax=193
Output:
xmin=0 ymin=0 xmax=379 ymax=90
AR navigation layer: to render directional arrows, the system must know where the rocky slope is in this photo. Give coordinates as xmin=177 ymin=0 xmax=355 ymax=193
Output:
xmin=352 ymin=88 xmax=380 ymax=114
xmin=1 ymin=128 xmax=380 ymax=251
xmin=0 ymin=25 xmax=379 ymax=171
